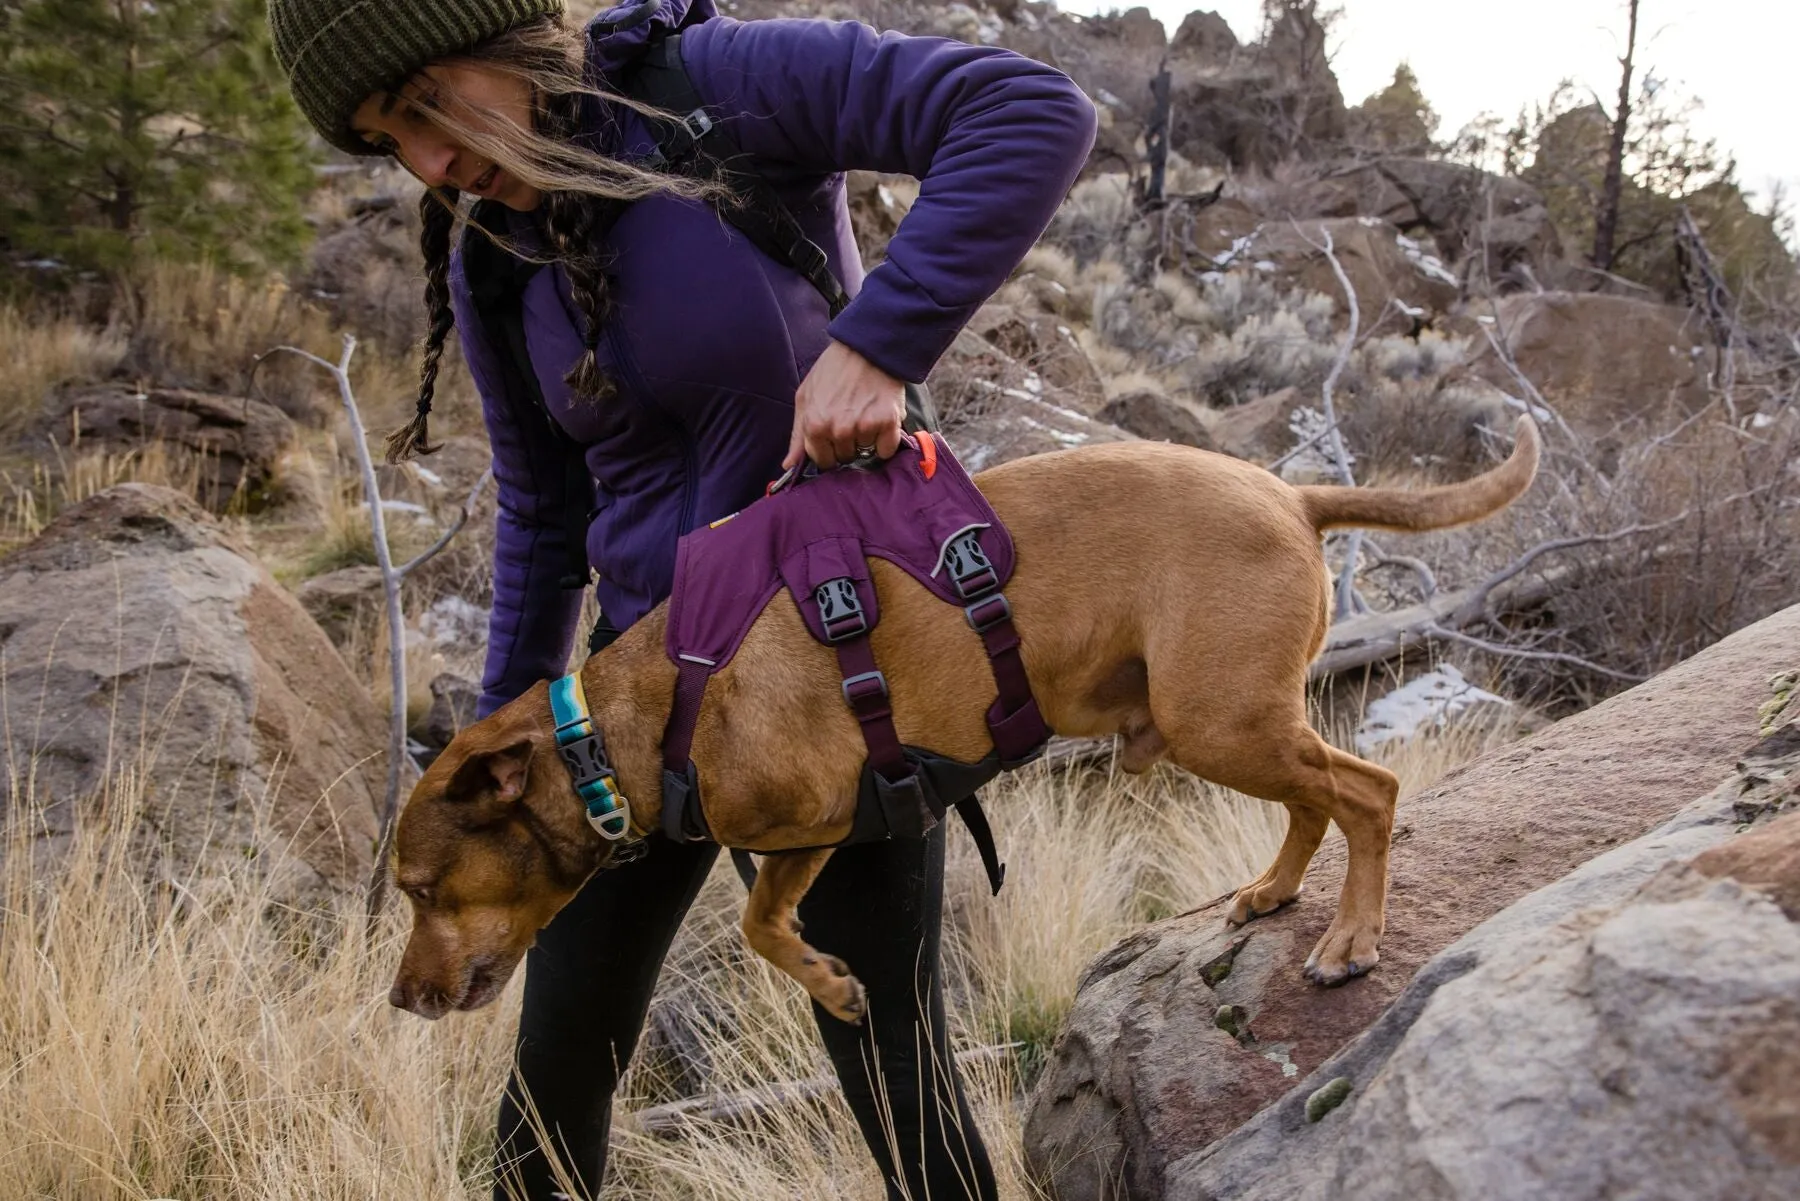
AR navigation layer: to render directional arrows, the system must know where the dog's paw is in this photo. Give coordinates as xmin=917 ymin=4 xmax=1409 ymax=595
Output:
xmin=1226 ymin=882 xmax=1301 ymax=927
xmin=816 ymin=958 xmax=867 ymax=1025
xmin=1302 ymin=923 xmax=1380 ymax=987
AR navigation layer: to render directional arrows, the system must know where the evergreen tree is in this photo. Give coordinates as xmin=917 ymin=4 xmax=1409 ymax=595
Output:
xmin=1349 ymin=64 xmax=1439 ymax=155
xmin=0 ymin=0 xmax=318 ymax=273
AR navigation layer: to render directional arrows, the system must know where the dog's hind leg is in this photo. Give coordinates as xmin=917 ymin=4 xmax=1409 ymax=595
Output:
xmin=1163 ymin=708 xmax=1400 ymax=986
xmin=742 ymin=847 xmax=868 ymax=1025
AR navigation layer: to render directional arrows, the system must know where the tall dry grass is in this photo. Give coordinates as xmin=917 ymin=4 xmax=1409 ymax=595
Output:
xmin=0 ymin=714 xmax=1502 ymax=1200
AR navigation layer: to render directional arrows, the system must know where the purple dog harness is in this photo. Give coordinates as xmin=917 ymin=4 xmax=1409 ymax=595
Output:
xmin=656 ymin=434 xmax=1050 ymax=890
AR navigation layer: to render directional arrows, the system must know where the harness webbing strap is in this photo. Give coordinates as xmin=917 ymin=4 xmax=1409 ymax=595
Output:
xmin=973 ymin=615 xmax=1049 ymax=767
xmin=548 ymin=672 xmax=633 ymax=840
xmin=661 ymin=658 xmax=712 ymax=775
xmin=833 ymin=637 xmax=909 ymax=783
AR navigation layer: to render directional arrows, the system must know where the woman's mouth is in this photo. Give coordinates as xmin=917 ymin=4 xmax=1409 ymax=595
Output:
xmin=470 ymin=163 xmax=499 ymax=194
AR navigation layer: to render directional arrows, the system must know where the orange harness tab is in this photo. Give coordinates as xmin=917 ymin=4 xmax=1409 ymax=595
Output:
xmin=918 ymin=430 xmax=939 ymax=480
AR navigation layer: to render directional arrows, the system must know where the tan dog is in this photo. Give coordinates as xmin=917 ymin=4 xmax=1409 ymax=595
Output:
xmin=388 ymin=421 xmax=1539 ymax=1023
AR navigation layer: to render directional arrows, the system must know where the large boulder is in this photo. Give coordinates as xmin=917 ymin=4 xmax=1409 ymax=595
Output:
xmin=1467 ymin=291 xmax=1713 ymax=431
xmin=43 ymin=385 xmax=296 ymax=513
xmin=1305 ymin=159 xmax=1563 ymax=289
xmin=1167 ymin=720 xmax=1800 ymax=1200
xmin=1024 ymin=602 xmax=1800 ymax=1199
xmin=0 ymin=484 xmax=383 ymax=901
xmin=1244 ymin=218 xmax=1461 ymax=323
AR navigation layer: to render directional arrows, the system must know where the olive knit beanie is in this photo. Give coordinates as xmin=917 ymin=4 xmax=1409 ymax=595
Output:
xmin=269 ymin=0 xmax=565 ymax=155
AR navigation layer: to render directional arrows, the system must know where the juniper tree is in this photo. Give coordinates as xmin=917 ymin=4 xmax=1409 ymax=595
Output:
xmin=0 ymin=0 xmax=318 ymax=273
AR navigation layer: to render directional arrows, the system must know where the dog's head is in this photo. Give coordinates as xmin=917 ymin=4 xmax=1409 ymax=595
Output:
xmin=387 ymin=686 xmax=612 ymax=1019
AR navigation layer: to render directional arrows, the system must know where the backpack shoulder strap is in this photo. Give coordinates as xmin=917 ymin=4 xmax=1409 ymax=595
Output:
xmin=627 ymin=33 xmax=851 ymax=319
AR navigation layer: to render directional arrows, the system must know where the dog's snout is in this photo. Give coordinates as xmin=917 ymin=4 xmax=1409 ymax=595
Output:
xmin=388 ymin=980 xmax=411 ymax=1011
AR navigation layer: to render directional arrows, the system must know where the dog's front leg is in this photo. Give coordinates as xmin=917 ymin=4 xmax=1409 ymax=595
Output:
xmin=742 ymin=847 xmax=868 ymax=1025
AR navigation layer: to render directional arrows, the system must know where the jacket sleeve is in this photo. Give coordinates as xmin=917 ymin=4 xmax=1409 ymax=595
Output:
xmin=450 ymin=251 xmax=585 ymax=719
xmin=682 ymin=18 xmax=1097 ymax=384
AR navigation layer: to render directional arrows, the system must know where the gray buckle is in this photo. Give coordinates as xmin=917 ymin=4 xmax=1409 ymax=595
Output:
xmin=815 ymin=577 xmax=867 ymax=642
xmin=945 ymin=530 xmax=999 ymax=598
xmin=964 ymin=593 xmax=1012 ymax=634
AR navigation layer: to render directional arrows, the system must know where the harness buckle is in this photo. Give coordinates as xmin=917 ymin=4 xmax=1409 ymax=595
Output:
xmin=814 ymin=577 xmax=868 ymax=642
xmin=682 ymin=108 xmax=714 ymax=139
xmin=944 ymin=530 xmax=999 ymax=598
xmin=964 ymin=593 xmax=1013 ymax=634
xmin=841 ymin=669 xmax=891 ymax=718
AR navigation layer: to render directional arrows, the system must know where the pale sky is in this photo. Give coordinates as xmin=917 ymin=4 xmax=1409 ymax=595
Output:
xmin=1057 ymin=1 xmax=1796 ymax=220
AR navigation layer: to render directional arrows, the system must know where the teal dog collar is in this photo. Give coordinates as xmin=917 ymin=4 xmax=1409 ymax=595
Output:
xmin=548 ymin=671 xmax=632 ymax=841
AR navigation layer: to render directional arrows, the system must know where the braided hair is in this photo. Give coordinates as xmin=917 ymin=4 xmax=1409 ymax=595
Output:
xmin=385 ymin=188 xmax=459 ymax=462
xmin=379 ymin=15 xmax=720 ymax=462
xmin=536 ymin=88 xmax=629 ymax=406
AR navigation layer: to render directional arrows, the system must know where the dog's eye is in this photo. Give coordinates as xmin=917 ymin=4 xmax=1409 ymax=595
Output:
xmin=404 ymin=885 xmax=433 ymax=905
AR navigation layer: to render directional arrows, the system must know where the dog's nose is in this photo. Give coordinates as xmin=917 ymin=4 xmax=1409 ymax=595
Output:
xmin=388 ymin=980 xmax=413 ymax=1011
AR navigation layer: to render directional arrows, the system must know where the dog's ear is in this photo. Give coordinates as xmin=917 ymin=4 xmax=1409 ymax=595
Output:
xmin=446 ymin=738 xmax=535 ymax=804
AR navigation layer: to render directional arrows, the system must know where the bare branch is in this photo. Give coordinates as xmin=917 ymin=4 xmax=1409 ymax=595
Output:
xmin=397 ymin=469 xmax=492 ymax=579
xmin=1422 ymin=623 xmax=1649 ymax=683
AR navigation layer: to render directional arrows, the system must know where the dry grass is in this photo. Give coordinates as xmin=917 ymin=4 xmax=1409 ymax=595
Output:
xmin=0 ymin=440 xmax=216 ymax=552
xmin=0 ymin=304 xmax=128 ymax=436
xmin=0 ymin=716 xmax=1504 ymax=1200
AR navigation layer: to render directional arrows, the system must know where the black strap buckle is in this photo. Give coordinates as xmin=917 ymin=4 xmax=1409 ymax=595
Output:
xmin=815 ymin=577 xmax=868 ymax=642
xmin=557 ymin=731 xmax=612 ymax=786
xmin=841 ymin=669 xmax=891 ymax=718
xmin=964 ymin=593 xmax=1013 ymax=634
xmin=945 ymin=530 xmax=1000 ymax=598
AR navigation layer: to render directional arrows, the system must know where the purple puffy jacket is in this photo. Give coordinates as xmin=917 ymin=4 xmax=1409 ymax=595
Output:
xmin=456 ymin=0 xmax=1097 ymax=718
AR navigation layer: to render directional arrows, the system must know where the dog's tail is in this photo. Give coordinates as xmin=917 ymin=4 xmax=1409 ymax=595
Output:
xmin=1299 ymin=416 xmax=1541 ymax=533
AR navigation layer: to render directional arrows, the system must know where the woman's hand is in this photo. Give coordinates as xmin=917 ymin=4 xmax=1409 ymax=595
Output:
xmin=786 ymin=340 xmax=907 ymax=470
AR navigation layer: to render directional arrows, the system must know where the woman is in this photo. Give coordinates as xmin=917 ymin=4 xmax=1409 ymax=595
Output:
xmin=269 ymin=0 xmax=1095 ymax=1195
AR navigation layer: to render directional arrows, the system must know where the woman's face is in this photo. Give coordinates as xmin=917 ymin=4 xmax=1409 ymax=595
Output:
xmin=352 ymin=62 xmax=543 ymax=211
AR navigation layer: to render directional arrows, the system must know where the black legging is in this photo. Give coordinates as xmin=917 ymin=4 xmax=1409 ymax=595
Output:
xmin=490 ymin=823 xmax=998 ymax=1200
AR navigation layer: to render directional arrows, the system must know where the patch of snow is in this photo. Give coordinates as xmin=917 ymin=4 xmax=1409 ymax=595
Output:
xmin=419 ymin=595 xmax=489 ymax=650
xmin=1056 ymin=324 xmax=1073 ymax=338
xmin=1048 ymin=280 xmax=1068 ymax=294
xmin=1396 ymin=300 xmax=1426 ymax=318
xmin=1498 ymin=392 xmax=1556 ymax=423
xmin=380 ymin=499 xmax=433 ymax=523
xmin=410 ymin=464 xmax=444 ymax=487
xmin=1752 ymin=411 xmax=1775 ymax=429
xmin=877 ymin=184 xmax=896 ymax=210
xmin=1213 ymin=232 xmax=1258 ymax=267
xmin=1097 ymin=88 xmax=1124 ymax=108
xmin=1355 ymin=666 xmax=1509 ymax=753
xmin=1358 ymin=216 xmax=1383 ymax=228
xmin=1254 ymin=260 xmax=1277 ymax=273
xmin=1023 ymin=372 xmax=1044 ymax=395
xmin=1396 ymin=233 xmax=1459 ymax=285
xmin=1280 ymin=405 xmax=1347 ymax=481
xmin=1475 ymin=314 xmax=1496 ymax=325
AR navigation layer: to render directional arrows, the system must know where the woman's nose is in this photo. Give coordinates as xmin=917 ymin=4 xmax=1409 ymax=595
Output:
xmin=399 ymin=133 xmax=458 ymax=189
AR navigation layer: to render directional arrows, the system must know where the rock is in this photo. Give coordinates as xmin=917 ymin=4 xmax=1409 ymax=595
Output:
xmin=422 ymin=672 xmax=481 ymax=751
xmin=969 ymin=303 xmax=1107 ymax=413
xmin=1248 ymin=218 xmax=1462 ymax=322
xmin=0 ymin=485 xmax=382 ymax=901
xmin=43 ymin=385 xmax=296 ymax=513
xmin=1204 ymin=387 xmax=1303 ymax=462
xmin=297 ymin=565 xmax=385 ymax=649
xmin=1305 ymin=159 xmax=1563 ymax=289
xmin=1170 ymin=11 xmax=1238 ymax=61
xmin=1099 ymin=390 xmax=1217 ymax=451
xmin=1023 ymin=602 xmax=1800 ymax=1199
xmin=1166 ymin=719 xmax=1800 ymax=1200
xmin=1468 ymin=292 xmax=1712 ymax=431
xmin=845 ymin=171 xmax=917 ymax=266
